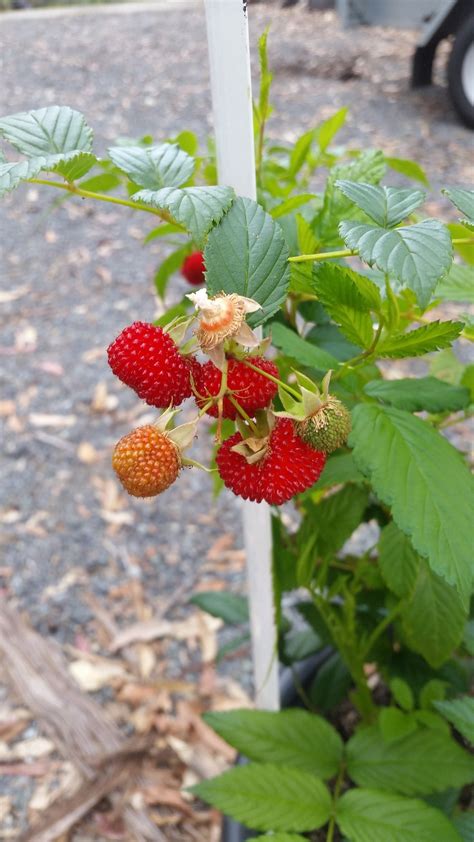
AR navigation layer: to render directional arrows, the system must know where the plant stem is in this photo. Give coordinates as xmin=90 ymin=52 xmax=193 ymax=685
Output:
xmin=289 ymin=248 xmax=355 ymax=263
xmin=228 ymin=396 xmax=261 ymax=435
xmin=326 ymin=761 xmax=346 ymax=842
xmin=452 ymin=237 xmax=474 ymax=245
xmin=361 ymin=602 xmax=404 ymax=660
xmin=27 ymin=178 xmax=177 ymax=223
xmin=331 ymin=318 xmax=385 ymax=382
xmin=242 ymin=359 xmax=301 ymax=400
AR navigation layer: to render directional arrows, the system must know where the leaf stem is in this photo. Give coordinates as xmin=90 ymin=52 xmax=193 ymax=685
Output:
xmin=242 ymin=359 xmax=301 ymax=400
xmin=332 ymin=317 xmax=385 ymax=382
xmin=289 ymin=248 xmax=355 ymax=264
xmin=452 ymin=237 xmax=474 ymax=245
xmin=27 ymin=178 xmax=175 ymax=222
xmin=361 ymin=601 xmax=404 ymax=660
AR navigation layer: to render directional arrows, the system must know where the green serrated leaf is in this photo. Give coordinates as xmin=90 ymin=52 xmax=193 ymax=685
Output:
xmin=78 ymin=171 xmax=121 ymax=192
xmin=401 ymin=562 xmax=467 ymax=668
xmin=204 ymin=709 xmax=343 ymax=779
xmin=189 ymin=591 xmax=248 ymax=625
xmin=134 ymin=185 xmax=234 ymax=245
xmin=435 ymin=263 xmax=474 ymax=304
xmin=251 ymin=835 xmax=307 ymax=842
xmin=340 ymin=219 xmax=453 ymax=308
xmin=154 ymin=244 xmax=191 ymax=297
xmin=191 ymin=763 xmax=331 ymax=832
xmin=453 ymin=810 xmax=474 ymax=842
xmin=108 ymin=143 xmax=194 ymax=190
xmin=317 ymin=150 xmax=386 ymax=242
xmin=205 ymin=197 xmax=290 ymax=325
xmin=0 ymin=158 xmax=45 ymax=196
xmin=270 ymin=194 xmax=316 ymax=219
xmin=377 ymin=321 xmax=464 ymax=358
xmin=433 ymin=697 xmax=474 ymax=744
xmin=271 ymin=323 xmax=339 ymax=372
xmin=419 ymin=679 xmax=448 ymax=710
xmin=337 ymin=788 xmax=463 ymax=842
xmin=312 ymin=263 xmax=380 ymax=348
xmin=378 ymin=522 xmax=420 ymax=598
xmin=364 ymin=376 xmax=470 ymax=412
xmin=313 ymin=484 xmax=369 ymax=558
xmin=317 ymin=452 xmax=365 ymax=489
xmin=350 ymin=404 xmax=474 ymax=603
xmin=389 ymin=677 xmax=414 ymax=712
xmin=335 ymin=182 xmax=425 ymax=227
xmin=48 ymin=150 xmax=97 ymax=181
xmin=346 ymin=725 xmax=474 ymax=795
xmin=0 ymin=106 xmax=93 ymax=157
xmin=296 ymin=213 xmax=319 ymax=255
xmin=379 ymin=708 xmax=417 ymax=743
xmin=385 ymin=156 xmax=429 ymax=187
xmin=443 ymin=188 xmax=474 ymax=222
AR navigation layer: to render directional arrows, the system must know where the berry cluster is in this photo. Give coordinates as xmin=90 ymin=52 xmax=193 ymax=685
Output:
xmin=108 ymin=266 xmax=350 ymax=504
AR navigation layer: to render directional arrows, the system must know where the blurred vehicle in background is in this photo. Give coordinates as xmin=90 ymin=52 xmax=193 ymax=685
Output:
xmin=337 ymin=0 xmax=474 ymax=127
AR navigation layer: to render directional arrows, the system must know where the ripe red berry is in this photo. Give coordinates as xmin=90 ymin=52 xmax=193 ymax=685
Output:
xmin=216 ymin=418 xmax=326 ymax=505
xmin=181 ymin=251 xmax=205 ymax=286
xmin=107 ymin=322 xmax=192 ymax=408
xmin=191 ymin=356 xmax=278 ymax=419
xmin=112 ymin=425 xmax=180 ymax=498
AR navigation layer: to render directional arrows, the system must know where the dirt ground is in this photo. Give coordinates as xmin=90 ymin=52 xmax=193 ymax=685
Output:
xmin=0 ymin=1 xmax=473 ymax=838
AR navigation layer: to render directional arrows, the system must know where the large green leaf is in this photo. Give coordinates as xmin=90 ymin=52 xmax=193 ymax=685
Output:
xmin=205 ymin=197 xmax=290 ymax=325
xmin=189 ymin=591 xmax=249 ymax=625
xmin=133 ymin=185 xmax=234 ymax=245
xmin=335 ymin=182 xmax=425 ymax=227
xmin=340 ymin=219 xmax=453 ymax=308
xmin=453 ymin=812 xmax=474 ymax=842
xmin=376 ymin=321 xmax=464 ymax=358
xmin=271 ymin=323 xmax=339 ymax=371
xmin=0 ymin=106 xmax=93 ymax=156
xmin=312 ymin=264 xmax=379 ymax=348
xmin=378 ymin=522 xmax=420 ymax=598
xmin=443 ymin=188 xmax=474 ymax=221
xmin=108 ymin=143 xmax=194 ymax=189
xmin=313 ymin=484 xmax=369 ymax=558
xmin=401 ymin=561 xmax=467 ymax=668
xmin=204 ymin=709 xmax=343 ymax=778
xmin=337 ymin=788 xmax=463 ymax=842
xmin=191 ymin=763 xmax=331 ymax=832
xmin=364 ymin=376 xmax=470 ymax=413
xmin=317 ymin=452 xmax=365 ymax=489
xmin=251 ymin=836 xmax=307 ymax=842
xmin=0 ymin=150 xmax=97 ymax=197
xmin=0 ymin=158 xmax=45 ymax=196
xmin=435 ymin=263 xmax=474 ymax=304
xmin=346 ymin=725 xmax=474 ymax=795
xmin=317 ymin=150 xmax=386 ymax=242
xmin=349 ymin=404 xmax=474 ymax=603
xmin=434 ymin=697 xmax=474 ymax=744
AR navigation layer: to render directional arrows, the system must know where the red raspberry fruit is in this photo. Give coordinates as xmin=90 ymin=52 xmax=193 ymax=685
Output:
xmin=112 ymin=425 xmax=180 ymax=498
xmin=107 ymin=322 xmax=192 ymax=408
xmin=181 ymin=251 xmax=205 ymax=286
xmin=216 ymin=418 xmax=326 ymax=505
xmin=191 ymin=356 xmax=278 ymax=419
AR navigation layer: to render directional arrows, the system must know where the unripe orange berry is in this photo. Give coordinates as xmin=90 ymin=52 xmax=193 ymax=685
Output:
xmin=112 ymin=425 xmax=180 ymax=498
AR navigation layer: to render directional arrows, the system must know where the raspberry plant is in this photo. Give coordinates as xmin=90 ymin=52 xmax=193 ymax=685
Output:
xmin=1 ymin=32 xmax=473 ymax=842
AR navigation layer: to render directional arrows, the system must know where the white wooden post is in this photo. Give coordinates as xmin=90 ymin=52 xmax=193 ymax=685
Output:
xmin=204 ymin=0 xmax=280 ymax=710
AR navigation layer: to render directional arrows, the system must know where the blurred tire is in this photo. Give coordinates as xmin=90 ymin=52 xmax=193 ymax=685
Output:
xmin=448 ymin=15 xmax=474 ymax=128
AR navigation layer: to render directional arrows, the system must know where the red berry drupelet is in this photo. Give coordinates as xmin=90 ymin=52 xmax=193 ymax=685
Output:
xmin=216 ymin=418 xmax=326 ymax=505
xmin=191 ymin=356 xmax=279 ymax=419
xmin=181 ymin=251 xmax=206 ymax=286
xmin=107 ymin=321 xmax=192 ymax=408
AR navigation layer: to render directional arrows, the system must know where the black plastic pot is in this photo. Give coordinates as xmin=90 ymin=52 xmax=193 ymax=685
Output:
xmin=221 ymin=648 xmax=332 ymax=842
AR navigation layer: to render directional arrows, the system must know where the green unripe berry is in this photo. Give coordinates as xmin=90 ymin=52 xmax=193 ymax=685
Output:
xmin=296 ymin=397 xmax=351 ymax=454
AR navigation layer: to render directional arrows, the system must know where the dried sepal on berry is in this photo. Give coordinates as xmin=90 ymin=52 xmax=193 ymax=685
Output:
xmin=186 ymin=290 xmax=262 ymax=369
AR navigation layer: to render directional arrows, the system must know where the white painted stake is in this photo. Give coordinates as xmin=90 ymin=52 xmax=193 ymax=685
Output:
xmin=204 ymin=0 xmax=280 ymax=710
